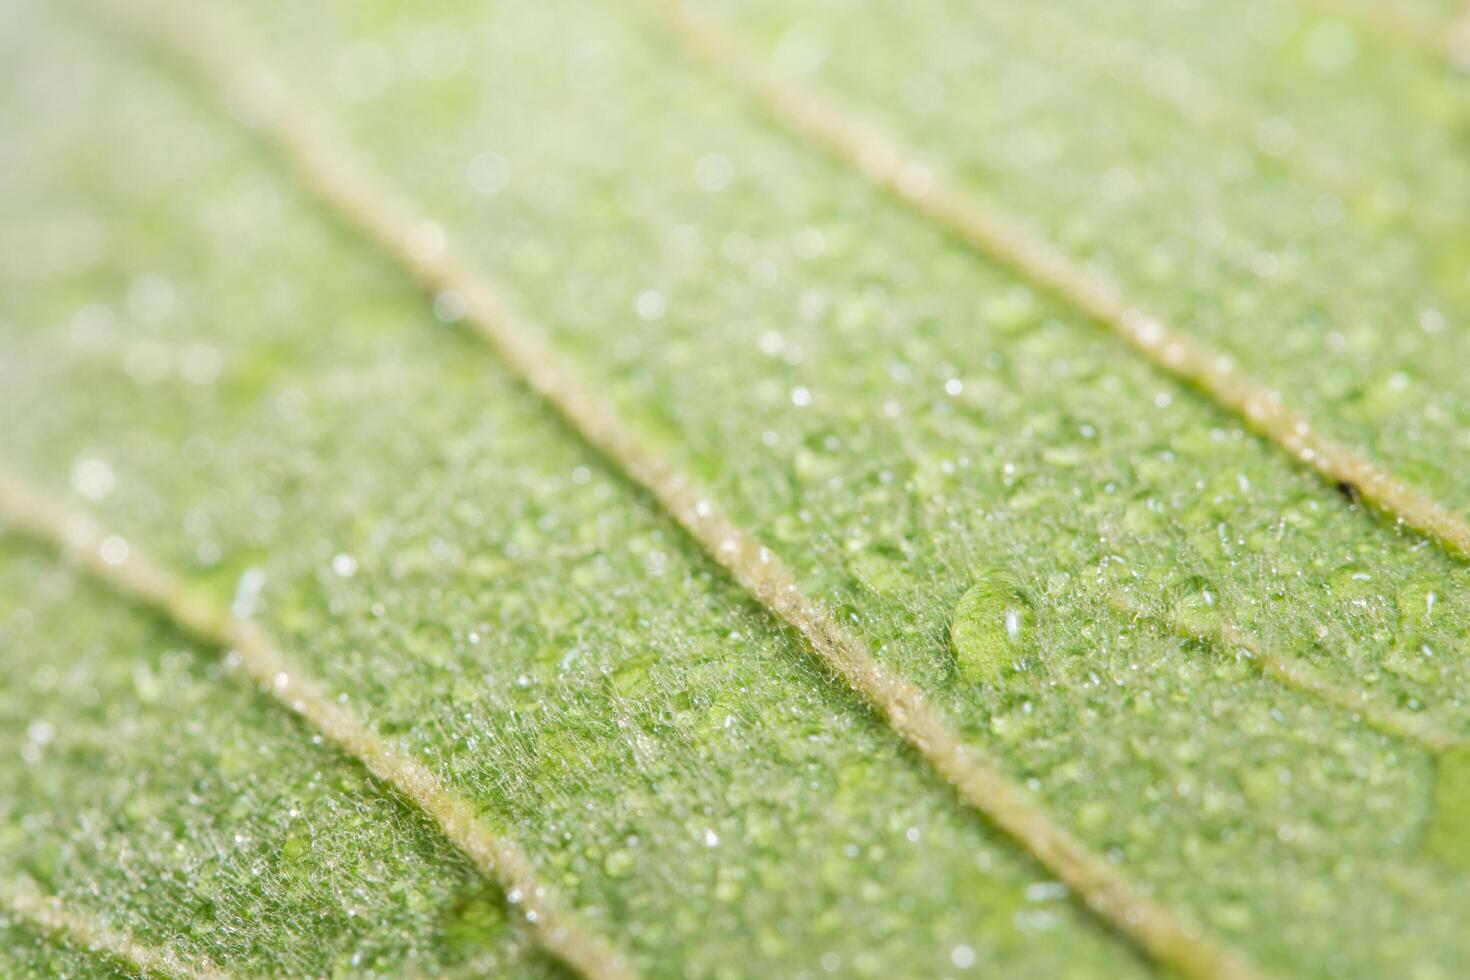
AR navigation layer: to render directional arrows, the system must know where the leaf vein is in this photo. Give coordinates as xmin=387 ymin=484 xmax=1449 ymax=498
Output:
xmin=76 ymin=2 xmax=1278 ymax=977
xmin=1 ymin=874 xmax=230 ymax=980
xmin=0 ymin=472 xmax=636 ymax=980
xmin=656 ymin=0 xmax=1470 ymax=559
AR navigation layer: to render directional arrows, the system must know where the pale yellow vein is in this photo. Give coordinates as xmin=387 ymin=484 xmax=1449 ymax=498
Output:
xmin=1109 ymin=592 xmax=1460 ymax=755
xmin=1009 ymin=1 xmax=1444 ymax=232
xmin=0 ymin=473 xmax=636 ymax=980
xmin=1 ymin=875 xmax=229 ymax=980
xmin=656 ymin=0 xmax=1470 ymax=560
xmin=84 ymin=2 xmax=1274 ymax=977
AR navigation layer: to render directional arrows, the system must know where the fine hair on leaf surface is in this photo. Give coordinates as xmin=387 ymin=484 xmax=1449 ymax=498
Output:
xmin=4 ymin=0 xmax=1470 ymax=977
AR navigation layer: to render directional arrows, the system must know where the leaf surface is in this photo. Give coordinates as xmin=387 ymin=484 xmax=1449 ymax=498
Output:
xmin=3 ymin=0 xmax=1469 ymax=976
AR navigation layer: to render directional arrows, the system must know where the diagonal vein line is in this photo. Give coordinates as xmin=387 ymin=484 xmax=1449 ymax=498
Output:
xmin=1295 ymin=0 xmax=1468 ymax=68
xmin=86 ymin=3 xmax=1272 ymax=978
xmin=655 ymin=0 xmax=1470 ymax=561
xmin=1 ymin=875 xmax=229 ymax=980
xmin=1017 ymin=1 xmax=1442 ymax=234
xmin=996 ymin=0 xmax=1456 ymax=362
xmin=953 ymin=0 xmax=1454 ymax=302
xmin=1108 ymin=593 xmax=1460 ymax=754
xmin=0 ymin=474 xmax=635 ymax=980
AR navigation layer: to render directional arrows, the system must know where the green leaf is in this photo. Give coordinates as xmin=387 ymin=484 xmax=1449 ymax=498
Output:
xmin=3 ymin=0 xmax=1470 ymax=976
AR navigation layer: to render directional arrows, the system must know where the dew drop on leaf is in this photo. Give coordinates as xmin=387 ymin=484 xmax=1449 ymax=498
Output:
xmin=603 ymin=849 xmax=635 ymax=878
xmin=1169 ymin=575 xmax=1220 ymax=635
xmin=949 ymin=571 xmax=1034 ymax=684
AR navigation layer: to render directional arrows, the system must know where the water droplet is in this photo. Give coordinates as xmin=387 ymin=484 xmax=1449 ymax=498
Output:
xmin=1254 ymin=116 xmax=1297 ymax=157
xmin=694 ymin=153 xmax=733 ymax=192
xmin=1169 ymin=576 xmax=1220 ymax=635
xmin=466 ymin=150 xmax=510 ymax=195
xmin=1025 ymin=881 xmax=1069 ymax=902
xmin=71 ymin=458 xmax=116 ymax=500
xmin=179 ymin=343 xmax=222 ymax=385
xmin=98 ymin=536 xmax=129 ymax=566
xmin=950 ymin=571 xmax=1034 ymax=684
xmin=634 ymin=289 xmax=666 ymax=321
xmin=1396 ymin=577 xmax=1441 ymax=632
xmin=603 ymin=849 xmax=635 ymax=878
xmin=231 ymin=567 xmax=266 ymax=619
xmin=127 ymin=274 xmax=175 ymax=322
xmin=433 ymin=290 xmax=467 ymax=323
xmin=792 ymin=227 xmax=826 ymax=259
xmin=981 ymin=286 xmax=1039 ymax=335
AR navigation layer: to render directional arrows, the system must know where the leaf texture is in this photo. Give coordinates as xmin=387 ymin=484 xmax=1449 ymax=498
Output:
xmin=3 ymin=0 xmax=1470 ymax=977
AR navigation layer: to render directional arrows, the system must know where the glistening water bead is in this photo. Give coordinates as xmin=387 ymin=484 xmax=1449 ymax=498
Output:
xmin=949 ymin=571 xmax=1035 ymax=684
